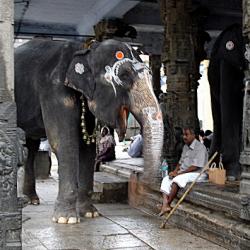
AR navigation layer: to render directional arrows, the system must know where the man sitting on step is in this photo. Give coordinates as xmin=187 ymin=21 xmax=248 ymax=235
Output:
xmin=158 ymin=127 xmax=208 ymax=216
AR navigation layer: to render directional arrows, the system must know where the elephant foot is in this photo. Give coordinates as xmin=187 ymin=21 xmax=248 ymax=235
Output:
xmin=226 ymin=162 xmax=241 ymax=181
xmin=23 ymin=192 xmax=40 ymax=205
xmin=52 ymin=201 xmax=79 ymax=224
xmin=78 ymin=201 xmax=99 ymax=218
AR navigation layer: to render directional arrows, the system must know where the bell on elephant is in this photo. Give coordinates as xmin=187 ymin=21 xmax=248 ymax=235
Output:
xmin=15 ymin=38 xmax=163 ymax=224
xmin=208 ymin=23 xmax=246 ymax=180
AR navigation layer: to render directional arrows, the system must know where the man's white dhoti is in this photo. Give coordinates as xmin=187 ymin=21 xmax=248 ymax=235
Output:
xmin=160 ymin=172 xmax=207 ymax=195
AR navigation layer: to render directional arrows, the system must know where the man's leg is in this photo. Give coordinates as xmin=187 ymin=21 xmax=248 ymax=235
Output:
xmin=160 ymin=182 xmax=179 ymax=215
xmin=163 ymin=193 xmax=168 ymax=205
xmin=167 ymin=182 xmax=179 ymax=206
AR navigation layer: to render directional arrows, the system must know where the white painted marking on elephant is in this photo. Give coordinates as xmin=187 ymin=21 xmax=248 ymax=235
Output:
xmin=142 ymin=107 xmax=163 ymax=126
xmin=142 ymin=107 xmax=163 ymax=155
xmin=104 ymin=43 xmax=149 ymax=96
xmin=245 ymin=44 xmax=250 ymax=62
xmin=225 ymin=41 xmax=234 ymax=50
xmin=104 ymin=65 xmax=117 ymax=96
xmin=142 ymin=69 xmax=160 ymax=112
xmin=75 ymin=63 xmax=85 ymax=74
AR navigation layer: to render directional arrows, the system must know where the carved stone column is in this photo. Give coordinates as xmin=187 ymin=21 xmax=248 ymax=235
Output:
xmin=149 ymin=55 xmax=162 ymax=99
xmin=239 ymin=0 xmax=250 ymax=221
xmin=160 ymin=0 xmax=205 ymax=166
xmin=161 ymin=0 xmax=199 ymax=129
xmin=0 ymin=0 xmax=22 ymax=248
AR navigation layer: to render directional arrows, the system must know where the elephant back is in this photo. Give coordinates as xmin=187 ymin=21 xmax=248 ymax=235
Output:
xmin=14 ymin=39 xmax=81 ymax=131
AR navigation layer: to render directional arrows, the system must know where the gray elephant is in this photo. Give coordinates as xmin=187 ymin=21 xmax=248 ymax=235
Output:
xmin=208 ymin=24 xmax=245 ymax=179
xmin=15 ymin=39 xmax=163 ymax=224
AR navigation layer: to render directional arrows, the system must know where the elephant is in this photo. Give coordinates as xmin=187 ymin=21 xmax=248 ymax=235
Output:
xmin=15 ymin=38 xmax=163 ymax=223
xmin=208 ymin=24 xmax=246 ymax=179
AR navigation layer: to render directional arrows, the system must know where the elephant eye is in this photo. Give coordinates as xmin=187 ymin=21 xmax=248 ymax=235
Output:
xmin=118 ymin=69 xmax=134 ymax=86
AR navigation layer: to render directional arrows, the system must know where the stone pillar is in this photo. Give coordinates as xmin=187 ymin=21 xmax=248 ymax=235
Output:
xmin=239 ymin=0 xmax=250 ymax=221
xmin=149 ymin=54 xmax=162 ymax=99
xmin=160 ymin=0 xmax=203 ymax=166
xmin=160 ymin=0 xmax=199 ymax=130
xmin=0 ymin=0 xmax=22 ymax=248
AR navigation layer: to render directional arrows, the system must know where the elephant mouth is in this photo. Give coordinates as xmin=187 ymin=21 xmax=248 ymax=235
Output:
xmin=116 ymin=105 xmax=129 ymax=142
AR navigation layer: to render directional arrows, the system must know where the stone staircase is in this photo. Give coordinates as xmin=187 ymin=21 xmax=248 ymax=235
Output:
xmin=129 ymin=173 xmax=250 ymax=250
xmin=96 ymin=157 xmax=250 ymax=250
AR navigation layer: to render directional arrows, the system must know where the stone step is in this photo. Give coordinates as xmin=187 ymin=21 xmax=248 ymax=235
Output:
xmin=92 ymin=172 xmax=128 ymax=203
xmin=143 ymin=199 xmax=250 ymax=250
xmin=100 ymin=158 xmax=144 ymax=179
xmin=178 ymin=182 xmax=241 ymax=219
xmin=128 ymin=174 xmax=250 ymax=250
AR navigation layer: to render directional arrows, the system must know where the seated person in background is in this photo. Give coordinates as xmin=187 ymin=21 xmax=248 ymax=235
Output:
xmin=158 ymin=127 xmax=208 ymax=216
xmin=94 ymin=126 xmax=116 ymax=171
xmin=199 ymin=129 xmax=205 ymax=143
xmin=203 ymin=130 xmax=213 ymax=151
xmin=128 ymin=132 xmax=143 ymax=158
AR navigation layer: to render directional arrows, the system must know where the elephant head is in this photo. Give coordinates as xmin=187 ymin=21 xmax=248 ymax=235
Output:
xmin=65 ymin=39 xmax=163 ymax=182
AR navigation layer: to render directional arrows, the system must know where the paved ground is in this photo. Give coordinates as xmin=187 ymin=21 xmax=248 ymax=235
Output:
xmin=22 ymin=149 xmax=225 ymax=250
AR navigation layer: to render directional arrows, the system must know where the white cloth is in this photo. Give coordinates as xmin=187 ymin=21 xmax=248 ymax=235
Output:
xmin=39 ymin=139 xmax=50 ymax=151
xmin=128 ymin=134 xmax=143 ymax=158
xmin=160 ymin=173 xmax=207 ymax=194
xmin=39 ymin=139 xmax=51 ymax=156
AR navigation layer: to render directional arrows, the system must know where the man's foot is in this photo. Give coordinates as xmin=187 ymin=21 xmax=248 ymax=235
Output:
xmin=156 ymin=203 xmax=162 ymax=211
xmin=158 ymin=205 xmax=172 ymax=216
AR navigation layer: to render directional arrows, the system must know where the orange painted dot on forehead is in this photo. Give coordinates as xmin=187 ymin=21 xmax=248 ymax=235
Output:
xmin=116 ymin=51 xmax=124 ymax=60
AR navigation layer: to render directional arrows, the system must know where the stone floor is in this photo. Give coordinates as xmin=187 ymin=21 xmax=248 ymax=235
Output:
xmin=22 ymin=150 xmax=225 ymax=250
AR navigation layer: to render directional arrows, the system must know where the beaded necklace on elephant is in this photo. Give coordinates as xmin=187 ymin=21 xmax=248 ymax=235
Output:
xmin=80 ymin=96 xmax=96 ymax=144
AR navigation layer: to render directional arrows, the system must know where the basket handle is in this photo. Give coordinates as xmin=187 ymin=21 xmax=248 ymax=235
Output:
xmin=210 ymin=162 xmax=217 ymax=169
xmin=218 ymin=162 xmax=224 ymax=169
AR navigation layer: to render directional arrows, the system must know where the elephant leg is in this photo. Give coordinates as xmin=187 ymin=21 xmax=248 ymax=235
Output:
xmin=220 ymin=60 xmax=244 ymax=178
xmin=23 ymin=138 xmax=40 ymax=205
xmin=41 ymin=90 xmax=80 ymax=224
xmin=208 ymin=60 xmax=221 ymax=161
xmin=77 ymin=141 xmax=99 ymax=218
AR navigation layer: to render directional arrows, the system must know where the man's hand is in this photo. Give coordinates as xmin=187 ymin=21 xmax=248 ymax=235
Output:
xmin=169 ymin=170 xmax=178 ymax=178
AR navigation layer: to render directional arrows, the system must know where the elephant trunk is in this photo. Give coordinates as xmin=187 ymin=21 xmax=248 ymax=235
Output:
xmin=129 ymin=72 xmax=164 ymax=183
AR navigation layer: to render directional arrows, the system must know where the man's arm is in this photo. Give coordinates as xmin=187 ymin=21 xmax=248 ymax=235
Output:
xmin=169 ymin=164 xmax=180 ymax=177
xmin=178 ymin=165 xmax=198 ymax=175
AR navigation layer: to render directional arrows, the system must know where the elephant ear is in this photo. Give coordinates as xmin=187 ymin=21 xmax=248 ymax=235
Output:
xmin=65 ymin=50 xmax=95 ymax=100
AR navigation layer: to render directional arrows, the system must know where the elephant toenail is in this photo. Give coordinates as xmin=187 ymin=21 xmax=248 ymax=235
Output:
xmin=68 ymin=217 xmax=78 ymax=224
xmin=58 ymin=217 xmax=68 ymax=224
xmin=93 ymin=212 xmax=99 ymax=217
xmin=84 ymin=212 xmax=92 ymax=218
